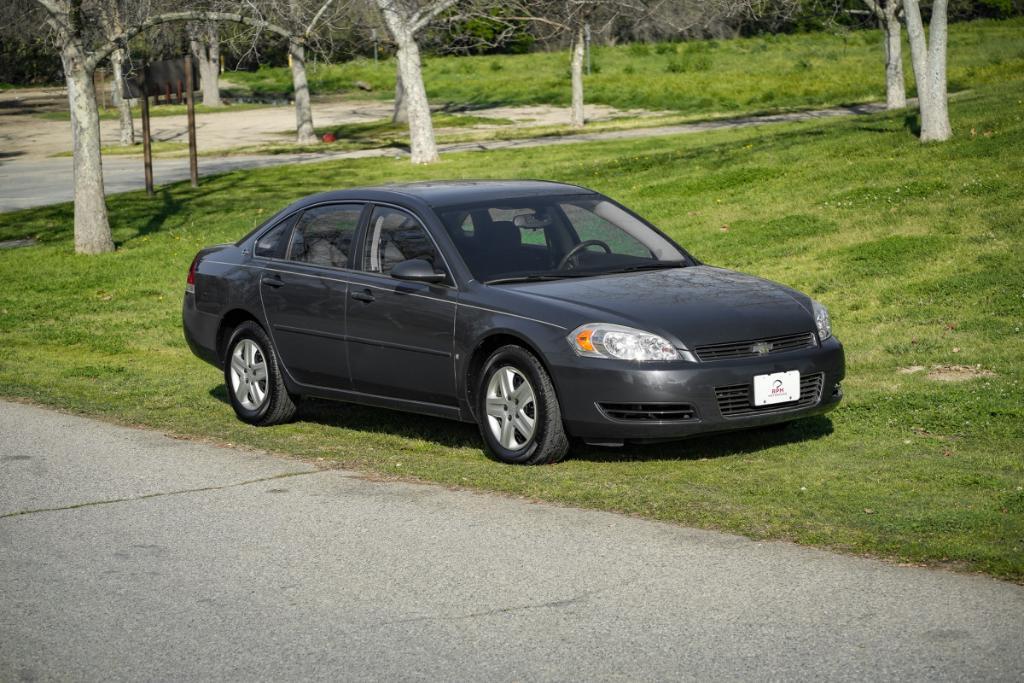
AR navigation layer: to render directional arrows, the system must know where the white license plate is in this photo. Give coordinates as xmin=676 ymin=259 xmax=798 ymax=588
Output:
xmin=753 ymin=370 xmax=801 ymax=406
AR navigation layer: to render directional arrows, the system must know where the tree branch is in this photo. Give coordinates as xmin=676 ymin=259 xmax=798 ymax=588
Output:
xmin=411 ymin=0 xmax=459 ymax=33
xmin=84 ymin=10 xmax=293 ymax=71
xmin=305 ymin=0 xmax=338 ymax=37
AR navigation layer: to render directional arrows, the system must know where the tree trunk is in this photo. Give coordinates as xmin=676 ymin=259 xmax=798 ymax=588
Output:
xmin=288 ymin=38 xmax=317 ymax=145
xmin=570 ymin=21 xmax=585 ymax=128
xmin=923 ymin=0 xmax=951 ymax=141
xmin=62 ymin=49 xmax=114 ymax=255
xmin=394 ymin=36 xmax=438 ymax=164
xmin=392 ymin=66 xmax=408 ymax=124
xmin=190 ymin=23 xmax=222 ymax=107
xmin=902 ymin=0 xmax=951 ymax=141
xmin=109 ymin=47 xmax=135 ymax=145
xmin=881 ymin=4 xmax=906 ymax=110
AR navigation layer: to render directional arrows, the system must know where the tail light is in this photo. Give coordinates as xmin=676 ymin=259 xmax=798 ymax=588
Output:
xmin=186 ymin=254 xmax=200 ymax=294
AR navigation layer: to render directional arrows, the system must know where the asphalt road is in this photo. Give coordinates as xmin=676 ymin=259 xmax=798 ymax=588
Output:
xmin=0 ymin=103 xmax=888 ymax=213
xmin=2 ymin=400 xmax=1022 ymax=681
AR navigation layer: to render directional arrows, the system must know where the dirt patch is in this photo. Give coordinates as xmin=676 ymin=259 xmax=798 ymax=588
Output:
xmin=925 ymin=365 xmax=995 ymax=382
xmin=0 ymin=87 xmax=663 ymax=161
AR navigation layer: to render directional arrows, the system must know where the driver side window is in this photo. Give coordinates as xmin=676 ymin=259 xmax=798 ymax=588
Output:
xmin=361 ymin=206 xmax=443 ymax=277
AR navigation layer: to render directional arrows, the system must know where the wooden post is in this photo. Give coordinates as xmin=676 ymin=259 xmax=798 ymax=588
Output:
xmin=184 ymin=55 xmax=199 ymax=188
xmin=140 ymin=67 xmax=154 ymax=197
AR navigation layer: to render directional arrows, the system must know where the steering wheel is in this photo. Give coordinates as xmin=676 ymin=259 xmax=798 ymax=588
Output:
xmin=557 ymin=240 xmax=612 ymax=270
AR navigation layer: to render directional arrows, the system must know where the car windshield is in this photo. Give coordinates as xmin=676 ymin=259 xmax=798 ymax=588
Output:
xmin=437 ymin=194 xmax=688 ymax=284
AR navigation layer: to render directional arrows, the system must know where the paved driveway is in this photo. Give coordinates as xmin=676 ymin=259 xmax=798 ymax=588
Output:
xmin=2 ymin=400 xmax=1021 ymax=681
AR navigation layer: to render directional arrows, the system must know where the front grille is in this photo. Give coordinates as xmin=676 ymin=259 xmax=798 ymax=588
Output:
xmin=598 ymin=402 xmax=697 ymax=422
xmin=715 ymin=373 xmax=823 ymax=417
xmin=695 ymin=332 xmax=816 ymax=361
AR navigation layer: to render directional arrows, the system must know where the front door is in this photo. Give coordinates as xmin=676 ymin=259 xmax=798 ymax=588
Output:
xmin=259 ymin=203 xmax=364 ymax=389
xmin=345 ymin=205 xmax=457 ymax=405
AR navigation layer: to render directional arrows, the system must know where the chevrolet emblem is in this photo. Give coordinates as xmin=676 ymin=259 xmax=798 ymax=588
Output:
xmin=751 ymin=341 xmax=774 ymax=355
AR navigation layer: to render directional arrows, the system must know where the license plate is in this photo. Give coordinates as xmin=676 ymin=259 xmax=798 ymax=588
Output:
xmin=753 ymin=370 xmax=801 ymax=406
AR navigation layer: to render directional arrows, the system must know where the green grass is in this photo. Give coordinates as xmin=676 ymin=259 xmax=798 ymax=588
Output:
xmin=229 ymin=18 xmax=1024 ymax=115
xmin=1 ymin=79 xmax=1022 ymax=580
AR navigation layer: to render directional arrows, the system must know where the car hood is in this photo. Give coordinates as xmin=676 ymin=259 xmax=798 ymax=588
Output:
xmin=500 ymin=266 xmax=815 ymax=348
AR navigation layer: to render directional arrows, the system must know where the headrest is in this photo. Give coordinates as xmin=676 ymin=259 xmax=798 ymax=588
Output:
xmin=483 ymin=220 xmax=521 ymax=251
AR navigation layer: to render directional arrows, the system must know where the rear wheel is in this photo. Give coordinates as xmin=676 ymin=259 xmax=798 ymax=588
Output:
xmin=477 ymin=345 xmax=569 ymax=465
xmin=224 ymin=321 xmax=297 ymax=426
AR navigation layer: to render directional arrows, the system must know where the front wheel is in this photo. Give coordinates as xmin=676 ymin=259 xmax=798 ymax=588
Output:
xmin=477 ymin=345 xmax=569 ymax=465
xmin=224 ymin=321 xmax=297 ymax=426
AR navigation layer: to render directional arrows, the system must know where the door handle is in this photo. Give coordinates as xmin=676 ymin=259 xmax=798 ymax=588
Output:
xmin=262 ymin=275 xmax=285 ymax=288
xmin=351 ymin=289 xmax=375 ymax=303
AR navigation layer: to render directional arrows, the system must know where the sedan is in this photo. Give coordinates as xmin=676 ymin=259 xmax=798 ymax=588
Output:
xmin=183 ymin=181 xmax=844 ymax=464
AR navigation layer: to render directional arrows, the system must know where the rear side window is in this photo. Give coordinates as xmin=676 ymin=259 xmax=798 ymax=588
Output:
xmin=361 ymin=206 xmax=442 ymax=276
xmin=254 ymin=213 xmax=298 ymax=258
xmin=287 ymin=204 xmax=363 ymax=269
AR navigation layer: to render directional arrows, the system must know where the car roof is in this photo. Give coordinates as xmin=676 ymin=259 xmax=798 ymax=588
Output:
xmin=291 ymin=180 xmax=597 ymax=211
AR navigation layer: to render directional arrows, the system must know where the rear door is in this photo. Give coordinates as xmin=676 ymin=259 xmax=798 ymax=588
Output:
xmin=259 ymin=203 xmax=365 ymax=389
xmin=344 ymin=204 xmax=458 ymax=405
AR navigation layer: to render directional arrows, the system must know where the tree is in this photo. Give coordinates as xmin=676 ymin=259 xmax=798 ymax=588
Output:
xmin=372 ymin=0 xmax=458 ymax=164
xmin=29 ymin=2 xmax=308 ymax=253
xmin=257 ymin=0 xmax=347 ymax=145
xmin=189 ymin=21 xmax=222 ymax=106
xmin=502 ymin=0 xmax=749 ymax=128
xmin=861 ymin=0 xmax=906 ymax=110
xmin=903 ymin=0 xmax=952 ymax=141
xmin=98 ymin=1 xmax=136 ymax=144
xmin=501 ymin=1 xmax=639 ymax=128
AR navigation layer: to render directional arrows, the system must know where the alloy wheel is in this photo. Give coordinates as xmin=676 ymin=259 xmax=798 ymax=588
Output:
xmin=484 ymin=366 xmax=537 ymax=450
xmin=229 ymin=338 xmax=269 ymax=411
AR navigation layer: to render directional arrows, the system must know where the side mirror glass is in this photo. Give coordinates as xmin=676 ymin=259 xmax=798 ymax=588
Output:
xmin=390 ymin=258 xmax=446 ymax=284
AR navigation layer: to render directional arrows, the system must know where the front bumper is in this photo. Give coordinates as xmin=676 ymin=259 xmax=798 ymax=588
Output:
xmin=551 ymin=337 xmax=845 ymax=441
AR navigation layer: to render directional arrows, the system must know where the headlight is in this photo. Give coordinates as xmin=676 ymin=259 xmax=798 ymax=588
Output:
xmin=812 ymin=300 xmax=832 ymax=341
xmin=568 ymin=323 xmax=693 ymax=362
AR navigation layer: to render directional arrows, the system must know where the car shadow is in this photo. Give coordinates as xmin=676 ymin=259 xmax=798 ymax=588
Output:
xmin=209 ymin=386 xmax=833 ymax=463
xmin=569 ymin=415 xmax=834 ymax=463
xmin=208 ymin=386 xmax=482 ymax=449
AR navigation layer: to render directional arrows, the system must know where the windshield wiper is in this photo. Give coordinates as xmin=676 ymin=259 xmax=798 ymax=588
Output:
xmin=603 ymin=261 xmax=688 ymax=274
xmin=483 ymin=273 xmax=575 ymax=285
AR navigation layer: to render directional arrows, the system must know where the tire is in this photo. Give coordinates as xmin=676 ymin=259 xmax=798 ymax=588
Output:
xmin=223 ymin=321 xmax=298 ymax=426
xmin=477 ymin=345 xmax=569 ymax=465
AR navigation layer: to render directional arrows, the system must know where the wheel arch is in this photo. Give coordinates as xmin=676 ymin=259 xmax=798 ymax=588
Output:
xmin=463 ymin=330 xmax=559 ymax=423
xmin=215 ymin=308 xmax=264 ymax=367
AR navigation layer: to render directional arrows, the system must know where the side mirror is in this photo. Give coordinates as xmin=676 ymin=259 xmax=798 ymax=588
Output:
xmin=390 ymin=258 xmax=446 ymax=284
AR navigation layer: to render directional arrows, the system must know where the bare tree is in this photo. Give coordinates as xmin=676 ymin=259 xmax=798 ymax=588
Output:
xmin=392 ymin=67 xmax=408 ymax=123
xmin=903 ymin=0 xmax=951 ymax=141
xmin=501 ymin=1 xmax=648 ymax=128
xmin=254 ymin=0 xmax=348 ymax=144
xmin=372 ymin=0 xmax=457 ymax=164
xmin=861 ymin=0 xmax=905 ymax=110
xmin=189 ymin=21 xmax=222 ymax=106
xmin=29 ymin=2 xmax=310 ymax=253
xmin=97 ymin=1 xmax=137 ymax=144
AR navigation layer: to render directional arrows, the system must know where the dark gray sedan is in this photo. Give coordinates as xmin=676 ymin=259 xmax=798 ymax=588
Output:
xmin=183 ymin=181 xmax=844 ymax=464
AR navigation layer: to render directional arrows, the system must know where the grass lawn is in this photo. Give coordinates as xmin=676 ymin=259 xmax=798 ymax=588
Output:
xmin=1 ymin=79 xmax=1022 ymax=580
xmin=229 ymin=18 xmax=1024 ymax=115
